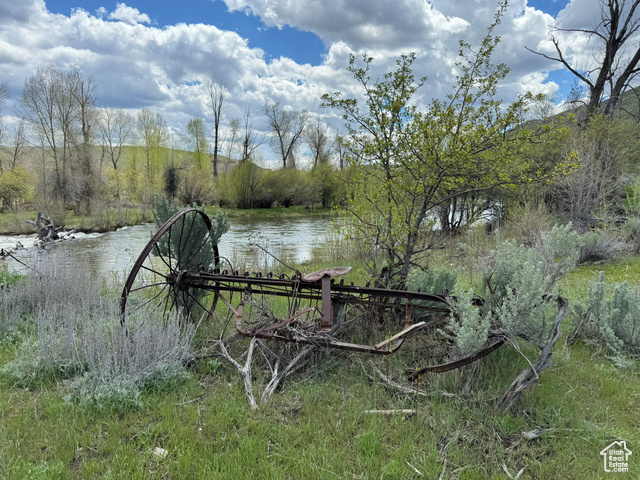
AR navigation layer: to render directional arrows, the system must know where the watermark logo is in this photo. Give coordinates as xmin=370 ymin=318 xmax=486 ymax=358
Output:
xmin=600 ymin=441 xmax=631 ymax=473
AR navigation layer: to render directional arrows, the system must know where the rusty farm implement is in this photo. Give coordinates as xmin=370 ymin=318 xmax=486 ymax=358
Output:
xmin=120 ymin=208 xmax=506 ymax=379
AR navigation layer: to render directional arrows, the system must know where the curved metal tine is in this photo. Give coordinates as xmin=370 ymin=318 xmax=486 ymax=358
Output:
xmin=163 ymin=285 xmax=180 ymax=321
xmin=176 ymin=214 xmax=187 ymax=269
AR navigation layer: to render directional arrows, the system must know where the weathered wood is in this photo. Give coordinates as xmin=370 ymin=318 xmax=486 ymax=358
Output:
xmin=497 ymin=296 xmax=569 ymax=412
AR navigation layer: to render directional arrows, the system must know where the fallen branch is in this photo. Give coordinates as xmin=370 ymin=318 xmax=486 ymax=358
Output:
xmin=365 ymin=359 xmax=429 ymax=397
xmin=260 ymin=343 xmax=316 ymax=404
xmin=438 ymin=430 xmax=460 ymax=480
xmin=497 ymin=296 xmax=568 ymax=412
xmin=216 ymin=337 xmax=259 ymax=409
xmin=364 ymin=409 xmax=416 ymax=415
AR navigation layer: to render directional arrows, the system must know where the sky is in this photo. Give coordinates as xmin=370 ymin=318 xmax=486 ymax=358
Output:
xmin=0 ymin=0 xmax=625 ymax=162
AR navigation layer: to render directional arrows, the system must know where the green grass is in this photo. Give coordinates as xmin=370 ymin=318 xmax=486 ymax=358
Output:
xmin=1 ymin=339 xmax=637 ymax=479
xmin=214 ymin=205 xmax=335 ymax=219
xmin=0 ymin=205 xmax=333 ymax=235
xmin=2 ymin=235 xmax=640 ymax=478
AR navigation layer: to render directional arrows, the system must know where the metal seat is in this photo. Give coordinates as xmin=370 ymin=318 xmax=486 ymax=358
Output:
xmin=303 ymin=267 xmax=352 ymax=282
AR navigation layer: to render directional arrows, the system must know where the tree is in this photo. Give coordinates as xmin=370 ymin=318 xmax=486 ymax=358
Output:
xmin=527 ymin=0 xmax=640 ymax=117
xmin=322 ymin=3 xmax=550 ymax=289
xmin=206 ymin=81 xmax=226 ymax=178
xmin=96 ymin=107 xmax=134 ymax=171
xmin=0 ymin=82 xmax=8 ymax=172
xmin=240 ymin=105 xmax=266 ymax=162
xmin=263 ymin=103 xmax=308 ymax=168
xmin=186 ymin=117 xmax=208 ymax=171
xmin=19 ymin=66 xmax=97 ymax=207
xmin=305 ymin=118 xmax=332 ymax=167
xmin=69 ymin=68 xmax=98 ymax=214
xmin=224 ymin=117 xmax=241 ymax=163
xmin=137 ymin=108 xmax=169 ymax=179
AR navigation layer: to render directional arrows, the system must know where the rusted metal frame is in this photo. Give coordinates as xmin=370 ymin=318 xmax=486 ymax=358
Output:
xmin=181 ymin=272 xmax=451 ymax=311
xmin=216 ymin=285 xmax=444 ymax=355
xmin=406 ymin=337 xmax=506 ymax=380
xmin=179 ymin=271 xmax=449 ymax=302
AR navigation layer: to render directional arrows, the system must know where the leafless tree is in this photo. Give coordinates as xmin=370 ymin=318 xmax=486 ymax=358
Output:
xmin=10 ymin=118 xmax=27 ymax=170
xmin=305 ymin=117 xmax=332 ymax=167
xmin=263 ymin=102 xmax=308 ymax=168
xmin=206 ymin=81 xmax=226 ymax=178
xmin=96 ymin=107 xmax=134 ymax=171
xmin=68 ymin=68 xmax=98 ymax=214
xmin=527 ymin=0 xmax=640 ymax=118
xmin=19 ymin=66 xmax=94 ymax=206
xmin=0 ymin=82 xmax=9 ymax=173
xmin=240 ymin=105 xmax=266 ymax=162
xmin=224 ymin=117 xmax=240 ymax=163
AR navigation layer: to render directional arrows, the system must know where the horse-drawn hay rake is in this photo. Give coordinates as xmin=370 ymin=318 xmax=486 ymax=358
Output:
xmin=120 ymin=208 xmax=504 ymax=379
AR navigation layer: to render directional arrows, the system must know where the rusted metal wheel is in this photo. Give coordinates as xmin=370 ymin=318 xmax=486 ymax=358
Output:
xmin=120 ymin=208 xmax=219 ymax=326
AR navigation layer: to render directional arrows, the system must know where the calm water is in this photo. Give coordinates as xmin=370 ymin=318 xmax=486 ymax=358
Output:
xmin=0 ymin=216 xmax=333 ymax=280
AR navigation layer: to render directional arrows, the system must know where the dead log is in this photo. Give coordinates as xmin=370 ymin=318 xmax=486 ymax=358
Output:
xmin=497 ymin=296 xmax=568 ymax=412
xmin=26 ymin=211 xmax=61 ymax=241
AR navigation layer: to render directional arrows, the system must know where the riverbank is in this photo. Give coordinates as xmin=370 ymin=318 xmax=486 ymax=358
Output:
xmin=0 ymin=205 xmax=335 ymax=236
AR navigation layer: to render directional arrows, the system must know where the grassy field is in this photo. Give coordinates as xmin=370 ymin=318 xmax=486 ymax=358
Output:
xmin=0 ymin=246 xmax=638 ymax=479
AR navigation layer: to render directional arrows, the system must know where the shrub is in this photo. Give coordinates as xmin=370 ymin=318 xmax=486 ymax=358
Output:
xmin=577 ymin=231 xmax=627 ymax=264
xmin=1 ymin=260 xmax=199 ymax=406
xmin=571 ymin=273 xmax=640 ymax=368
xmin=451 ymin=223 xmax=583 ymax=353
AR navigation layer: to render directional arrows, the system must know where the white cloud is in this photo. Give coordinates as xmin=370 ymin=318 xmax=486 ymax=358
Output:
xmin=109 ymin=3 xmax=151 ymax=26
xmin=0 ymin=0 xmax=611 ymax=148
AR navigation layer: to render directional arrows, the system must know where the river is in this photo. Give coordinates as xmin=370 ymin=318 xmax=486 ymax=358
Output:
xmin=0 ymin=215 xmax=333 ymax=280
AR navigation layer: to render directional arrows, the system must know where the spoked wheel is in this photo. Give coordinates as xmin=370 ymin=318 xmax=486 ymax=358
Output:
xmin=120 ymin=208 xmax=220 ymax=326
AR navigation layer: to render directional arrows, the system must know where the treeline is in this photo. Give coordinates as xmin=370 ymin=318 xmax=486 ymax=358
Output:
xmin=0 ymin=67 xmax=349 ymax=214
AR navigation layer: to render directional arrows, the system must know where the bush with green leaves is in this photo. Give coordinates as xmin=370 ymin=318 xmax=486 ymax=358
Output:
xmin=571 ymin=273 xmax=640 ymax=368
xmin=450 ymin=224 xmax=583 ymax=356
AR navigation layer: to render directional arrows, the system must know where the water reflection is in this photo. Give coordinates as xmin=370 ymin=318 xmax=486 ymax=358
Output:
xmin=1 ymin=216 xmax=332 ymax=280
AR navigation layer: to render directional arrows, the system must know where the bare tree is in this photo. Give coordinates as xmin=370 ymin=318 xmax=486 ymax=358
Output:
xmin=527 ymin=0 xmax=640 ymax=117
xmin=305 ymin=118 xmax=332 ymax=167
xmin=224 ymin=117 xmax=240 ymax=163
xmin=96 ymin=107 xmax=134 ymax=171
xmin=186 ymin=117 xmax=208 ymax=170
xmin=10 ymin=118 xmax=27 ymax=170
xmin=263 ymin=103 xmax=308 ymax=168
xmin=334 ymin=132 xmax=349 ymax=170
xmin=240 ymin=105 xmax=266 ymax=162
xmin=69 ymin=68 xmax=98 ymax=214
xmin=0 ymin=82 xmax=9 ymax=173
xmin=206 ymin=81 xmax=226 ymax=178
xmin=19 ymin=66 xmax=93 ymax=206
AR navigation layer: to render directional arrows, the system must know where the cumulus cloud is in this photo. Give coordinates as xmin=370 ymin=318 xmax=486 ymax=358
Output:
xmin=0 ymin=0 xmax=611 ymax=142
xmin=109 ymin=3 xmax=151 ymax=26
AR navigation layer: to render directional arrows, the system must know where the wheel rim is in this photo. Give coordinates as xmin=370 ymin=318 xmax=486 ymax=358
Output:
xmin=120 ymin=208 xmax=219 ymax=326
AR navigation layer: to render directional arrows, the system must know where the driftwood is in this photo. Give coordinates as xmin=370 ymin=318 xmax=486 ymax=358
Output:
xmin=24 ymin=211 xmax=77 ymax=248
xmin=497 ymin=296 xmax=569 ymax=412
xmin=0 ymin=241 xmax=24 ymax=259
xmin=26 ymin=211 xmax=61 ymax=241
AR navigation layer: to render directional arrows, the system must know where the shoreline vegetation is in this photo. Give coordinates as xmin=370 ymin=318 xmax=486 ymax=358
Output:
xmin=0 ymin=204 xmax=334 ymax=236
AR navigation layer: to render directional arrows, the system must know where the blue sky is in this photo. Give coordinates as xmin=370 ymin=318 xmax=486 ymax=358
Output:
xmin=0 ymin=0 xmax=618 ymax=162
xmin=45 ymin=0 xmax=328 ymax=65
